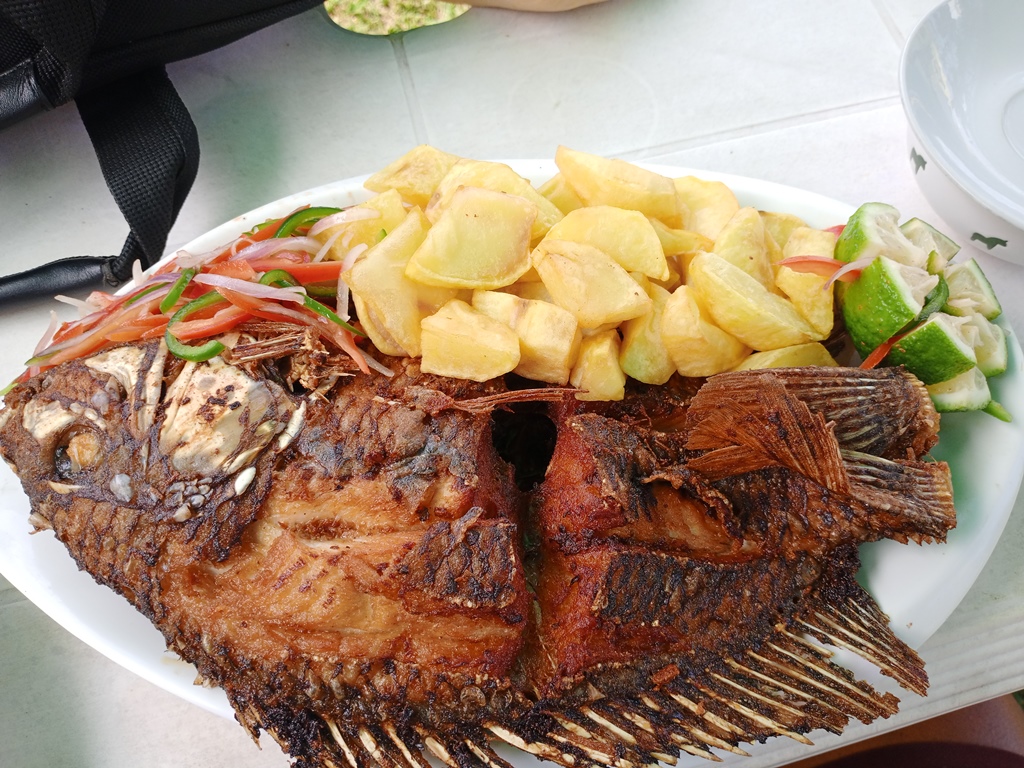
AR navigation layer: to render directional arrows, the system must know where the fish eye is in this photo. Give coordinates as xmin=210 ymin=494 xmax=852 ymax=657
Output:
xmin=54 ymin=429 xmax=103 ymax=479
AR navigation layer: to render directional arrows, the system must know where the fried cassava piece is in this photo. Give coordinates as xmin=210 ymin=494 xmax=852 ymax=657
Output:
xmin=0 ymin=334 xmax=954 ymax=767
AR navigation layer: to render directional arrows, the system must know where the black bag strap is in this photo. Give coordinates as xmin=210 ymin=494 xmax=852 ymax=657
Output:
xmin=0 ymin=65 xmax=198 ymax=302
xmin=0 ymin=0 xmax=322 ymax=304
xmin=79 ymin=66 xmax=201 ymax=283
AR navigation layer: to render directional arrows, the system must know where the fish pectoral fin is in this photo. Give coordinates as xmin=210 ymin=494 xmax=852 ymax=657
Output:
xmin=685 ymin=373 xmax=849 ymax=493
xmin=684 ymin=444 xmax=777 ymax=482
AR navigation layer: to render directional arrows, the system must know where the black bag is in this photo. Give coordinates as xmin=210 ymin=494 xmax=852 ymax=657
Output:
xmin=0 ymin=0 xmax=322 ymax=302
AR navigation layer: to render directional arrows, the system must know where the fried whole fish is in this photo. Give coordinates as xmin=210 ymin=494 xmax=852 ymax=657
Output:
xmin=0 ymin=336 xmax=955 ymax=767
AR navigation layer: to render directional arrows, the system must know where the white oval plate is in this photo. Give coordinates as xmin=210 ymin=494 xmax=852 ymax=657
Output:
xmin=1 ymin=163 xmax=1023 ymax=748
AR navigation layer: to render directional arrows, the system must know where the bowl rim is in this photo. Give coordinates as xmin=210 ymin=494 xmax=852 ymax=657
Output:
xmin=898 ymin=0 xmax=1024 ymax=232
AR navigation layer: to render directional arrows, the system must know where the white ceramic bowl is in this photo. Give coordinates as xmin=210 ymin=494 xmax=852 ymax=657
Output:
xmin=900 ymin=0 xmax=1024 ymax=265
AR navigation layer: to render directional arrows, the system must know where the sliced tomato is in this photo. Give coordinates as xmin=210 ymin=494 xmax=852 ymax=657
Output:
xmin=104 ymin=315 xmax=169 ymax=342
xmin=140 ymin=325 xmax=170 ymax=340
xmin=85 ymin=291 xmax=117 ymax=310
xmin=45 ymin=331 xmax=115 ymax=366
xmin=47 ymin=310 xmax=143 ymax=365
xmin=169 ymin=305 xmax=250 ymax=341
xmin=860 ymin=328 xmax=912 ymax=370
xmin=51 ymin=319 xmax=86 ymax=345
xmin=826 ymin=224 xmax=846 ymax=236
xmin=39 ymin=295 xmax=164 ymax=365
xmin=155 ymin=215 xmax=288 ymax=275
xmin=51 ymin=283 xmax=164 ymax=344
xmin=206 ymin=260 xmax=259 ymax=280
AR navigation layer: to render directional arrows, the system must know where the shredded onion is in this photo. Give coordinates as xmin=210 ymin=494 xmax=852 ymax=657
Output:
xmin=174 ymin=244 xmax=229 ymax=270
xmin=192 ymin=274 xmax=308 ymax=303
xmin=313 ymin=228 xmax=345 ymax=263
xmin=334 ymin=243 xmax=368 ymax=323
xmin=308 ymin=207 xmax=380 ymax=238
xmin=56 ymin=306 xmax=107 ymax=336
xmin=246 ymin=301 xmax=326 ymax=330
xmin=231 ymin=236 xmax=256 ymax=256
xmin=335 ymin=270 xmax=350 ymax=322
xmin=363 ymin=355 xmax=395 ymax=378
xmin=342 ymin=243 xmax=368 ymax=270
xmin=33 ymin=311 xmax=61 ymax=356
xmin=228 ymin=236 xmax=321 ymax=262
xmin=54 ymin=294 xmax=97 ymax=318
xmin=824 ymin=256 xmax=875 ymax=290
xmin=131 ymin=260 xmax=145 ymax=287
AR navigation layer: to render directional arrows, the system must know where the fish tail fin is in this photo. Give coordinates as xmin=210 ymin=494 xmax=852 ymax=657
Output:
xmin=490 ymin=591 xmax=927 ymax=765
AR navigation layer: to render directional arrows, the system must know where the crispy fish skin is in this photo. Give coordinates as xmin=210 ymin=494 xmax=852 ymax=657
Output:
xmin=0 ymin=342 xmax=529 ymax=760
xmin=525 ymin=366 xmax=950 ymax=706
xmin=0 ymin=345 xmax=953 ymax=768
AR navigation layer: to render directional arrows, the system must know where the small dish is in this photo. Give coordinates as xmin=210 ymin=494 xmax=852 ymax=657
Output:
xmin=900 ymin=0 xmax=1024 ymax=265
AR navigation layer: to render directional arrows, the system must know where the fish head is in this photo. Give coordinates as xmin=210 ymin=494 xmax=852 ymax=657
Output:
xmin=0 ymin=341 xmax=302 ymax=558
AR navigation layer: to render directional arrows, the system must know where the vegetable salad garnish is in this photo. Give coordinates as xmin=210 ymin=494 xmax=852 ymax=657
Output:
xmin=16 ymin=204 xmax=384 ymax=389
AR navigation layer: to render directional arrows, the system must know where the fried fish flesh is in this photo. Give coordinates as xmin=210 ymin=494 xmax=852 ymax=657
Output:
xmin=0 ymin=339 xmax=955 ymax=767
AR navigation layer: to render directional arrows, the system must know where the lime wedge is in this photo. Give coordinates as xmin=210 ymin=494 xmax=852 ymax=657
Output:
xmin=926 ymin=250 xmax=948 ymax=275
xmin=927 ymin=367 xmax=991 ymax=413
xmin=835 ymin=203 xmax=929 ymax=269
xmin=900 ymin=217 xmax=960 ymax=274
xmin=841 ymin=255 xmax=939 ymax=357
xmin=884 ymin=313 xmax=977 ymax=384
xmin=943 ymin=258 xmax=1003 ymax=320
xmin=963 ymin=314 xmax=1008 ymax=377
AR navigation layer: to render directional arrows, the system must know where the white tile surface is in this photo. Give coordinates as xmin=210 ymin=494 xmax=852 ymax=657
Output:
xmin=2 ymin=2 xmax=1024 ymax=768
xmin=641 ymin=104 xmax=922 ymax=209
xmin=403 ymin=0 xmax=902 ymax=158
xmin=0 ymin=103 xmax=124 ymax=268
xmin=877 ymin=0 xmax=944 ymax=39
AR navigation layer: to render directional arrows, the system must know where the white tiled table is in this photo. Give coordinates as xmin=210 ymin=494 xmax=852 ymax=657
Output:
xmin=2 ymin=2 xmax=1023 ymax=767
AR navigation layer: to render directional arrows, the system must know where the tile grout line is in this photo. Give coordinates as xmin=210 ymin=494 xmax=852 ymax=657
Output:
xmin=389 ymin=34 xmax=430 ymax=145
xmin=618 ymin=95 xmax=904 ymax=161
xmin=868 ymin=0 xmax=908 ymax=50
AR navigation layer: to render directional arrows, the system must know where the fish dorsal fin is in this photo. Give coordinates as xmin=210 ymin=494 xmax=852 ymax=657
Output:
xmin=685 ymin=373 xmax=850 ymax=493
